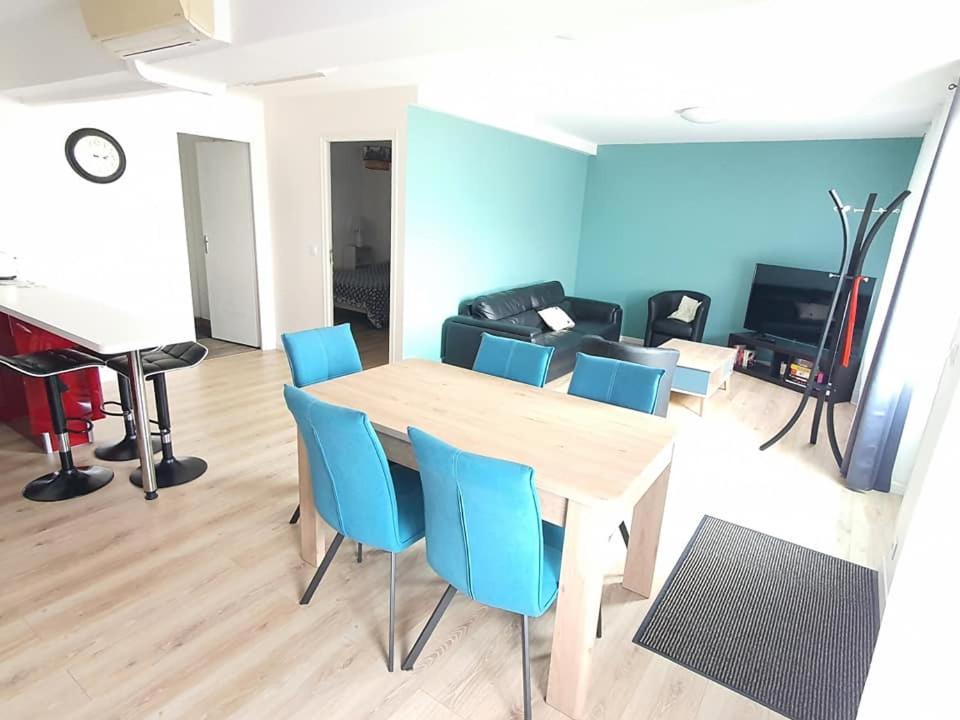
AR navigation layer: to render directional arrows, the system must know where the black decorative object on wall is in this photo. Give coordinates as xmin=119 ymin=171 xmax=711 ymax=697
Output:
xmin=65 ymin=128 xmax=126 ymax=184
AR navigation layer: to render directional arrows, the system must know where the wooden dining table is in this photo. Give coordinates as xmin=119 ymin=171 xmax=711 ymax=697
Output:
xmin=297 ymin=359 xmax=676 ymax=720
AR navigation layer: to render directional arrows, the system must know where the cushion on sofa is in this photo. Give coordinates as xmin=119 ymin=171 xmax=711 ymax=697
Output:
xmin=653 ymin=317 xmax=694 ymax=339
xmin=535 ymin=330 xmax=583 ymax=354
xmin=472 ymin=281 xmax=566 ymax=321
xmin=570 ymin=319 xmax=618 ymax=340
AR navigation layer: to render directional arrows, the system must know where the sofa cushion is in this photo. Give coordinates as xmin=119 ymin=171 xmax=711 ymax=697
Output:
xmin=472 ymin=281 xmax=566 ymax=321
xmin=570 ymin=319 xmax=618 ymax=340
xmin=653 ymin=317 xmax=694 ymax=339
xmin=535 ymin=330 xmax=583 ymax=355
xmin=503 ymin=309 xmax=546 ymax=331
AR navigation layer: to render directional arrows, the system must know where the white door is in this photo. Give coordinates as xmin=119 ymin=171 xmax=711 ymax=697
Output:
xmin=195 ymin=140 xmax=261 ymax=347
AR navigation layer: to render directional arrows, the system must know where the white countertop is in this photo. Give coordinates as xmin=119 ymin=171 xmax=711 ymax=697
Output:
xmin=0 ymin=283 xmax=195 ymax=355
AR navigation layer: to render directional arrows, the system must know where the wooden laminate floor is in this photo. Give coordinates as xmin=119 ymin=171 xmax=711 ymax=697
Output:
xmin=0 ymin=350 xmax=900 ymax=720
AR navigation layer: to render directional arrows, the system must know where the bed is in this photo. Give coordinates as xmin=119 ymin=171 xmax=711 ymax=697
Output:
xmin=333 ymin=262 xmax=390 ymax=329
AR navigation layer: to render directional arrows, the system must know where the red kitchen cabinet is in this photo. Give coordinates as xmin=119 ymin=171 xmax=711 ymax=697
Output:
xmin=0 ymin=312 xmax=104 ymax=451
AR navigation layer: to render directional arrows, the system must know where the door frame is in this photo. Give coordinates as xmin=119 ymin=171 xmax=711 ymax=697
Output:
xmin=177 ymin=132 xmax=266 ymax=349
xmin=320 ymin=130 xmax=403 ymax=362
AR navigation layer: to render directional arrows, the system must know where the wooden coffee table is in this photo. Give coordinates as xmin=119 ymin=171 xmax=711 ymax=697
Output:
xmin=662 ymin=338 xmax=737 ymax=415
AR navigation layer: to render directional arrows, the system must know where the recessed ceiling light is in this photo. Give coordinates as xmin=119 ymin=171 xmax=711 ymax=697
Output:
xmin=316 ymin=66 xmax=340 ymax=76
xmin=553 ymin=33 xmax=575 ymax=41
xmin=676 ymin=106 xmax=723 ymax=124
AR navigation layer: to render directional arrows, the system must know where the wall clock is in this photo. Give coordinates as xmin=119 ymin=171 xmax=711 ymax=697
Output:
xmin=65 ymin=128 xmax=126 ymax=184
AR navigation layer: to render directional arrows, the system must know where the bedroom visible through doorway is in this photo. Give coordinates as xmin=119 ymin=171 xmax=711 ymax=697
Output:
xmin=329 ymin=140 xmax=391 ymax=369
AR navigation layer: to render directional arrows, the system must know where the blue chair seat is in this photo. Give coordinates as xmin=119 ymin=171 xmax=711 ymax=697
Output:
xmin=391 ymin=463 xmax=426 ymax=550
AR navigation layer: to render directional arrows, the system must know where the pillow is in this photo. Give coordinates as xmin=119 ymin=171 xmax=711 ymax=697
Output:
xmin=537 ymin=306 xmax=575 ymax=332
xmin=667 ymin=295 xmax=702 ymax=323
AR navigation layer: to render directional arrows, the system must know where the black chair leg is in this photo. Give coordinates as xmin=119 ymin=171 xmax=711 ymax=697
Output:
xmin=401 ymin=584 xmax=457 ymax=671
xmin=130 ymin=374 xmax=207 ymax=489
xmin=521 ymin=615 xmax=532 ymax=720
xmin=300 ymin=533 xmax=344 ymax=604
xmin=619 ymin=521 xmax=630 ymax=548
xmin=596 ymin=604 xmax=602 ymax=639
xmin=95 ymin=376 xmax=161 ymax=461
xmin=289 ymin=505 xmax=300 ymax=524
xmin=23 ymin=376 xmax=113 ymax=502
xmin=388 ymin=552 xmax=396 ymax=671
xmin=357 ymin=543 xmax=363 ymax=563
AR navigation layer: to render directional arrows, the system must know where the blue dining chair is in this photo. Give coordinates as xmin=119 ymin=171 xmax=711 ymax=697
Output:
xmin=283 ymin=385 xmax=425 ymax=671
xmin=401 ymin=426 xmax=567 ymax=719
xmin=568 ymin=352 xmax=665 ymax=549
xmin=472 ymin=333 xmax=555 ymax=388
xmin=281 ymin=324 xmax=363 ymax=527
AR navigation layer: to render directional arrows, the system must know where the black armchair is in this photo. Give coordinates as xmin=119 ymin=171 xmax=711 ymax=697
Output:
xmin=644 ymin=291 xmax=711 ymax=347
xmin=579 ymin=335 xmax=679 ymax=418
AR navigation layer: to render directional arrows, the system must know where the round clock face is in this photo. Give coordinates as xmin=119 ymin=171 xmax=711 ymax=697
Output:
xmin=65 ymin=128 xmax=126 ymax=184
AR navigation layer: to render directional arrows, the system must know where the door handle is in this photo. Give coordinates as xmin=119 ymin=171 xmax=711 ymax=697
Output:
xmin=203 ymin=234 xmax=210 ymax=254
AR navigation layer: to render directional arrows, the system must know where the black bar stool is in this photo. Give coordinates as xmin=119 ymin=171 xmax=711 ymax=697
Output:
xmin=104 ymin=342 xmax=208 ymax=489
xmin=94 ymin=375 xmax=162 ymax=461
xmin=0 ymin=349 xmax=114 ymax=502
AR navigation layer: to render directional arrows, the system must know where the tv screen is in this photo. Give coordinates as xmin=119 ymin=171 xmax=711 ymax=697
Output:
xmin=743 ymin=263 xmax=875 ymax=346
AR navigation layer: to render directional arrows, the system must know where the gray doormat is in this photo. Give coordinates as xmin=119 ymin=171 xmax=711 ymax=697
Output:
xmin=633 ymin=516 xmax=880 ymax=720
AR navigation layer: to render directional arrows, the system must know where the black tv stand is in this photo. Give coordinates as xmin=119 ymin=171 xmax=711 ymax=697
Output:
xmin=727 ymin=331 xmax=861 ymax=402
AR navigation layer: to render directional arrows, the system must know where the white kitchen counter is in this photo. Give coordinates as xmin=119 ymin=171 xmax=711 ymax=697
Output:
xmin=0 ymin=282 xmax=196 ymax=499
xmin=0 ymin=283 xmax=193 ymax=354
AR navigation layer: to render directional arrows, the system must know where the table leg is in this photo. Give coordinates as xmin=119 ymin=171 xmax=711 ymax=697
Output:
xmin=546 ymin=502 xmax=607 ymax=719
xmin=622 ymin=463 xmax=671 ymax=596
xmin=127 ymin=349 xmax=158 ymax=501
xmin=698 ymin=396 xmax=706 ymax=416
xmin=298 ymin=432 xmax=325 ymax=566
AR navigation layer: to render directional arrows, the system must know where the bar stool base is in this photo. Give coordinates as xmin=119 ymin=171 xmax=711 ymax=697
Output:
xmin=95 ymin=436 xmax=162 ymax=462
xmin=130 ymin=456 xmax=207 ymax=489
xmin=23 ymin=466 xmax=114 ymax=502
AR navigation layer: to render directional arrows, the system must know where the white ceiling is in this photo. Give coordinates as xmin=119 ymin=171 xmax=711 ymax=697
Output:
xmin=2 ymin=0 xmax=958 ymax=146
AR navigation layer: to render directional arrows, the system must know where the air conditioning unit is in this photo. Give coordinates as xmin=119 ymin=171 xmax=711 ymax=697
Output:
xmin=79 ymin=0 xmax=230 ymax=59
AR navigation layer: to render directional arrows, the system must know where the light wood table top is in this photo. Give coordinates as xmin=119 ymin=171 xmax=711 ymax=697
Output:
xmin=298 ymin=359 xmax=677 ymax=719
xmin=306 ymin=359 xmax=676 ymax=510
xmin=662 ymin=338 xmax=738 ymax=372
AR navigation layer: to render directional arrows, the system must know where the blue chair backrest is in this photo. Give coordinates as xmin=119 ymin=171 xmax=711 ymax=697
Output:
xmin=408 ymin=426 xmax=555 ymax=617
xmin=568 ymin=352 xmax=665 ymax=414
xmin=281 ymin=324 xmax=362 ymax=388
xmin=284 ymin=384 xmax=406 ymax=551
xmin=472 ymin=333 xmax=554 ymax=388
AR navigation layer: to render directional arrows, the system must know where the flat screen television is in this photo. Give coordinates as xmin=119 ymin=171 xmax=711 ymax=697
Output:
xmin=743 ymin=263 xmax=875 ymax=346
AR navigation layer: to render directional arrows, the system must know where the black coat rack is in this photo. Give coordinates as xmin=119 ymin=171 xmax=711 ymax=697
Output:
xmin=759 ymin=188 xmax=911 ymax=467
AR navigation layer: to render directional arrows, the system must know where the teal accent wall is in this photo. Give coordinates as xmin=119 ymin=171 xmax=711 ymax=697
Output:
xmin=403 ymin=107 xmax=589 ymax=359
xmin=575 ymin=139 xmax=921 ymax=344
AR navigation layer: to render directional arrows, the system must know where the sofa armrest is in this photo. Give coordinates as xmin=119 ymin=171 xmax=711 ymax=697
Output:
xmin=440 ymin=316 xmax=540 ymax=370
xmin=567 ymin=296 xmax=623 ymax=325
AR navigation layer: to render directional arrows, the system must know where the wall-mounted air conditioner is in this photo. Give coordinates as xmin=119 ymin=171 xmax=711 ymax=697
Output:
xmin=79 ymin=0 xmax=230 ymax=59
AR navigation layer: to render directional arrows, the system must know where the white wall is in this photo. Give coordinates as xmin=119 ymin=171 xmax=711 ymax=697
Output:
xmin=858 ymin=314 xmax=960 ymax=720
xmin=330 ymin=140 xmax=392 ymax=267
xmin=0 ymin=90 xmax=277 ymax=349
xmin=263 ymin=86 xmax=416 ymax=357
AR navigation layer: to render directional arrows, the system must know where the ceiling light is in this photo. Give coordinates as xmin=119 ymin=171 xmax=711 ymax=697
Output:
xmin=316 ymin=66 xmax=340 ymax=76
xmin=553 ymin=33 xmax=575 ymax=41
xmin=676 ymin=106 xmax=723 ymax=124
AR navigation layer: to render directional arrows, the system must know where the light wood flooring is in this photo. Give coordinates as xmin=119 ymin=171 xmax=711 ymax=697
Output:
xmin=0 ymin=350 xmax=900 ymax=719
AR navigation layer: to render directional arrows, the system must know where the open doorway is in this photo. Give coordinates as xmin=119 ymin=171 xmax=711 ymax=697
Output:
xmin=329 ymin=140 xmax=391 ymax=368
xmin=177 ymin=134 xmax=261 ymax=360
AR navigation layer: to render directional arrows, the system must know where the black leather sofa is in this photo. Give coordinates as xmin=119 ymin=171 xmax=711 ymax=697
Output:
xmin=441 ymin=281 xmax=623 ymax=382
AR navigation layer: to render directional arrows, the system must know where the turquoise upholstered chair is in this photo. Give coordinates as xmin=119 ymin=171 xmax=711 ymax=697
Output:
xmin=281 ymin=324 xmax=363 ymax=527
xmin=281 ymin=323 xmax=362 ymax=388
xmin=283 ymin=385 xmax=425 ymax=671
xmin=568 ymin=352 xmax=665 ymax=549
xmin=401 ymin=427 xmax=567 ymax=719
xmin=472 ymin=333 xmax=555 ymax=388
xmin=568 ymin=352 xmax=665 ymax=414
